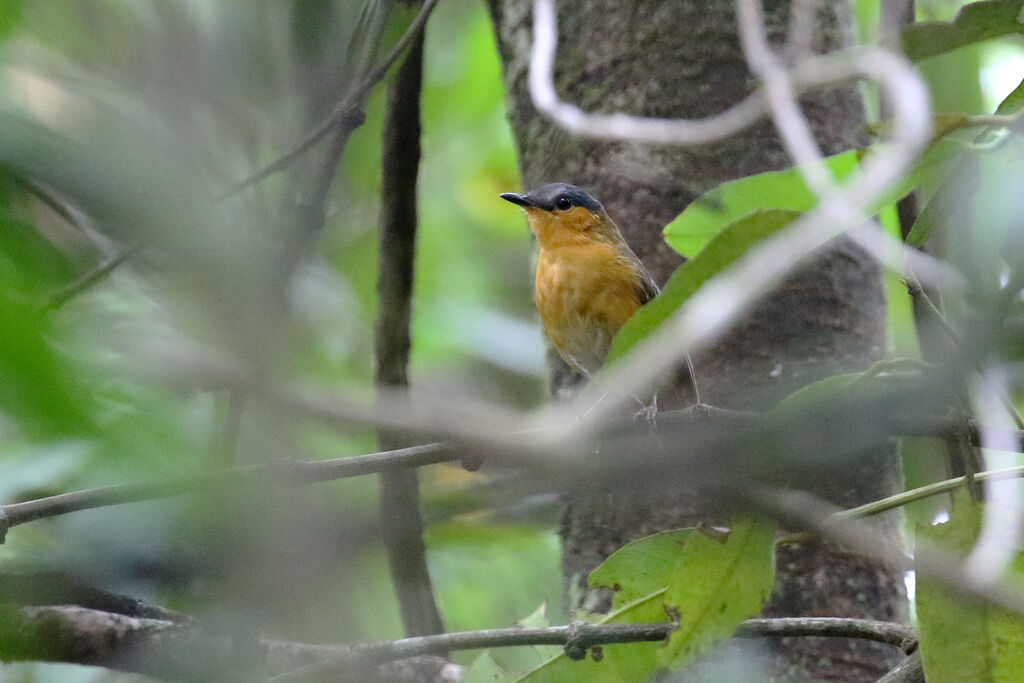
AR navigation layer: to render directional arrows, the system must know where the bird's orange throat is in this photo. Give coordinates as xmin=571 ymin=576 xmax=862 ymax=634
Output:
xmin=524 ymin=206 xmax=600 ymax=249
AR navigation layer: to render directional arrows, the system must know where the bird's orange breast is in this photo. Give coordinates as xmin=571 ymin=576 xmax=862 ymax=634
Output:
xmin=534 ymin=242 xmax=646 ymax=376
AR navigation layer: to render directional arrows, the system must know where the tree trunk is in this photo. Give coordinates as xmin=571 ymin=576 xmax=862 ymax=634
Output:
xmin=488 ymin=1 xmax=907 ymax=680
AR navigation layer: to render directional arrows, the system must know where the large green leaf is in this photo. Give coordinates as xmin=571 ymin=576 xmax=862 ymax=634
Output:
xmin=664 ymin=142 xmax=964 ymax=259
xmin=902 ymin=0 xmax=1024 ymax=62
xmin=662 ymin=152 xmax=858 ymax=259
xmin=609 ymin=209 xmax=800 ymax=364
xmin=917 ymin=490 xmax=1024 ymax=682
xmin=519 ymin=522 xmax=775 ymax=682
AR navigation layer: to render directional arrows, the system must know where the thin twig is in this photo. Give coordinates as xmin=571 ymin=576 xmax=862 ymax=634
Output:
xmin=219 ymin=0 xmax=441 ymax=198
xmin=268 ymin=617 xmax=915 ymax=682
xmin=43 ymin=244 xmax=141 ymax=311
xmin=20 ymin=178 xmax=86 ymax=231
xmin=0 ymin=604 xmax=915 ymax=679
xmin=0 ymin=442 xmax=458 ymax=540
xmin=3 ymin=405 xmax=1023 ymax=535
xmin=835 ymin=464 xmax=1024 ymax=520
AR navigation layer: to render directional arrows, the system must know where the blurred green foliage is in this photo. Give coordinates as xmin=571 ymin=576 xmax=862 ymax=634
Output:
xmin=0 ymin=0 xmax=1022 ymax=680
xmin=0 ymin=1 xmax=547 ymax=678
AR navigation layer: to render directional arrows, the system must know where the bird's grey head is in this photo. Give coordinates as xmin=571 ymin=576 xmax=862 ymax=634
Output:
xmin=500 ymin=183 xmax=603 ymax=213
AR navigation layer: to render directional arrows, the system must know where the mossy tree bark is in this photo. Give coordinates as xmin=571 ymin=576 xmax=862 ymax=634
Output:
xmin=488 ymin=1 xmax=906 ymax=680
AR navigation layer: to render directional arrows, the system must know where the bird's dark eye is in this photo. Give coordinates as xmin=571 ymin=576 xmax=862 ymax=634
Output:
xmin=555 ymin=196 xmax=572 ymax=210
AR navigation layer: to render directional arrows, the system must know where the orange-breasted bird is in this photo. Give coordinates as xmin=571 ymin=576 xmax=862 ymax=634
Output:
xmin=500 ymin=183 xmax=659 ymax=381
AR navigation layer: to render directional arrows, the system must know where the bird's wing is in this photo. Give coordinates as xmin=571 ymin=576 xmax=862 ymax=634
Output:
xmin=635 ymin=266 xmax=660 ymax=304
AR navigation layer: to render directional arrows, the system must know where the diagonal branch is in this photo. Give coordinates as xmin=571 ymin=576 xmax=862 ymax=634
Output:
xmin=43 ymin=243 xmax=141 ymax=311
xmin=219 ymin=0 xmax=442 ymax=199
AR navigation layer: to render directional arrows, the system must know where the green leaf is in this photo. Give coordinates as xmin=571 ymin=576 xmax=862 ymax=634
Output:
xmin=917 ymin=490 xmax=1024 ymax=683
xmin=463 ymin=653 xmax=516 ymax=683
xmin=519 ymin=522 xmax=775 ymax=682
xmin=0 ymin=180 xmax=93 ymax=439
xmin=663 ymin=141 xmax=964 ymax=259
xmin=902 ymin=0 xmax=1024 ymax=62
xmin=995 ymin=76 xmax=1024 ymax=115
xmin=518 ymin=603 xmax=552 ymax=629
xmin=609 ymin=209 xmax=801 ymax=364
xmin=769 ymin=372 xmax=865 ymax=419
xmin=0 ymin=0 xmax=22 ymax=38
xmin=662 ymin=152 xmax=858 ymax=258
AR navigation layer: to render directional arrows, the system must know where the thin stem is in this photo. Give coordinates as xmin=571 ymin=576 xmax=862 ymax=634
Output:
xmin=269 ymin=617 xmax=915 ymax=682
xmin=0 ymin=442 xmax=458 ymax=540
xmin=43 ymin=244 xmax=141 ymax=311
xmin=0 ymin=606 xmax=916 ymax=679
xmin=220 ymin=0 xmax=441 ymax=198
xmin=834 ymin=465 xmax=1024 ymax=520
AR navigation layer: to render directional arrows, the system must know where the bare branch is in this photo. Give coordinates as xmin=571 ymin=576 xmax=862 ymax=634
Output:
xmin=0 ymin=442 xmax=458 ymax=540
xmin=0 ymin=604 xmax=915 ymax=680
xmin=270 ymin=617 xmax=915 ymax=682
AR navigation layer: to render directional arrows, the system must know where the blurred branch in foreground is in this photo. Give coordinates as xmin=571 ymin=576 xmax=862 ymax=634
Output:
xmin=0 ymin=603 xmax=914 ymax=681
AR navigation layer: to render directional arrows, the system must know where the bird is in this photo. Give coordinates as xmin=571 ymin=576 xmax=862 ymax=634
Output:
xmin=500 ymin=182 xmax=661 ymax=383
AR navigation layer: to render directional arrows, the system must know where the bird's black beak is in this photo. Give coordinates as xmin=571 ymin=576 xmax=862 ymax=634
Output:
xmin=500 ymin=192 xmax=535 ymax=208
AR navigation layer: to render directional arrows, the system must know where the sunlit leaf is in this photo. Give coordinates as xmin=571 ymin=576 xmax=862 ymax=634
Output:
xmin=902 ymin=0 xmax=1024 ymax=62
xmin=995 ymin=76 xmax=1024 ymax=115
xmin=518 ymin=522 xmax=775 ymax=682
xmin=917 ymin=490 xmax=1024 ymax=683
xmin=663 ymin=141 xmax=964 ymax=260
xmin=662 ymin=153 xmax=858 ymax=259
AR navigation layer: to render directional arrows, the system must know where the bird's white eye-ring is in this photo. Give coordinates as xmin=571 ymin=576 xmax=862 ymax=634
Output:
xmin=555 ymin=196 xmax=572 ymax=211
